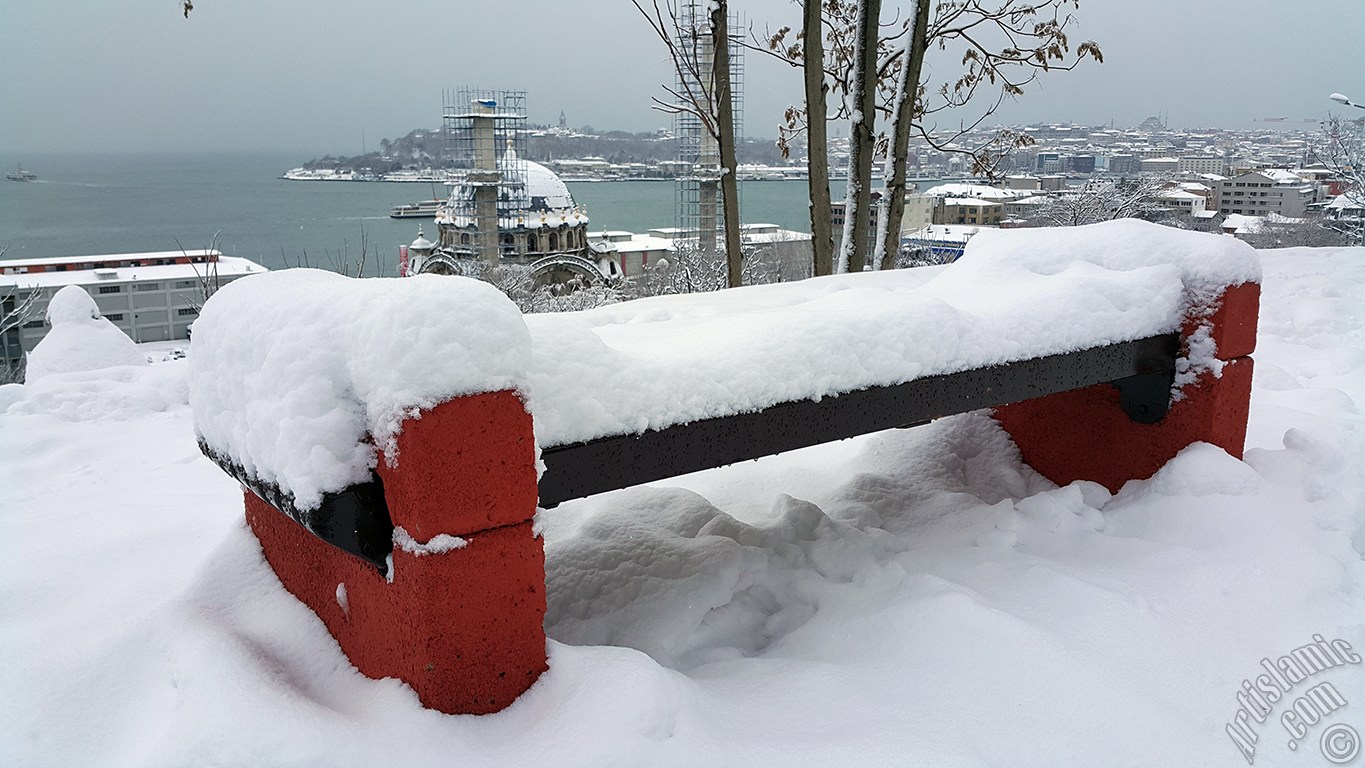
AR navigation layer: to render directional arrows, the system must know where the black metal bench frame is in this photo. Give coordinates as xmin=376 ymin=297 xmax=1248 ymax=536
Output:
xmin=202 ymin=332 xmax=1179 ymax=571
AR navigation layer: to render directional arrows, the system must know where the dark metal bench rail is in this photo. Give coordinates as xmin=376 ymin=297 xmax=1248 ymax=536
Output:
xmin=200 ymin=332 xmax=1178 ymax=569
xmin=538 ymin=333 xmax=1178 ymax=507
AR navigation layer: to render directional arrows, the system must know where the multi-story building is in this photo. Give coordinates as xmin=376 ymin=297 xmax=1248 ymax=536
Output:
xmin=1217 ymin=170 xmax=1317 ymax=217
xmin=1003 ymin=175 xmax=1042 ymax=192
xmin=1 ymin=250 xmax=266 ymax=362
xmin=1177 ymin=156 xmax=1228 ymax=175
xmin=1002 ymin=195 xmax=1049 ymax=222
xmin=1108 ymin=154 xmax=1140 ymax=175
xmin=900 ymin=183 xmax=1023 ymax=231
xmin=1152 ymin=187 xmax=1208 ymax=216
xmin=1066 ymin=155 xmax=1097 ymax=174
xmin=830 ymin=193 xmax=882 ymax=253
xmin=941 ymin=198 xmax=1004 ymax=226
xmin=899 ymin=192 xmax=941 ymax=231
xmin=1140 ymin=157 xmax=1180 ymax=175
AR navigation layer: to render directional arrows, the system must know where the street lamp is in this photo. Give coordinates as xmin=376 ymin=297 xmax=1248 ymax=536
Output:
xmin=1329 ymin=93 xmax=1365 ymax=111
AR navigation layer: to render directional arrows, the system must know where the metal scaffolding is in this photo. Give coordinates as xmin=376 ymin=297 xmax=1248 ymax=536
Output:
xmin=442 ymin=88 xmax=529 ymax=265
xmin=672 ymin=4 xmax=743 ymax=258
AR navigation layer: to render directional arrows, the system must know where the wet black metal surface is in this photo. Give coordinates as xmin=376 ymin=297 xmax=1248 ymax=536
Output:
xmin=198 ymin=441 xmax=394 ymax=573
xmin=538 ymin=334 xmax=1179 ymax=508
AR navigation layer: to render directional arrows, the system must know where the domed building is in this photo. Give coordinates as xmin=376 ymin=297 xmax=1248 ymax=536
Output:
xmin=406 ymin=96 xmax=620 ymax=287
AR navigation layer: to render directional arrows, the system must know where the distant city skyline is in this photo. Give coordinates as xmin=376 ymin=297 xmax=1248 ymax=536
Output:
xmin=1 ymin=0 xmax=1362 ymax=155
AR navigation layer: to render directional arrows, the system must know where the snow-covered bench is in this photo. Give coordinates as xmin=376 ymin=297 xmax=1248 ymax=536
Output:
xmin=189 ymin=220 xmax=1260 ymax=715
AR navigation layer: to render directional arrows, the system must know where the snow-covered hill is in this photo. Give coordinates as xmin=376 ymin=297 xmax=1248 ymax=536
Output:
xmin=2 ymin=247 xmax=1362 ymax=767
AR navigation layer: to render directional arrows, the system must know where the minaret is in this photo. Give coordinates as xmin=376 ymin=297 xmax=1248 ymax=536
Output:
xmin=408 ymin=226 xmax=435 ymax=275
xmin=470 ymin=99 xmax=501 ymax=268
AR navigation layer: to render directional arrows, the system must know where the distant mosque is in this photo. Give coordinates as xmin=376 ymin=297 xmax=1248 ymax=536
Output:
xmin=404 ymin=94 xmax=620 ymax=287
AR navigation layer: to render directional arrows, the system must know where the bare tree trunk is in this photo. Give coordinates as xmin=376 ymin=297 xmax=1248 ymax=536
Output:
xmin=803 ymin=0 xmax=834 ymax=276
xmin=875 ymin=0 xmax=930 ymax=270
xmin=711 ymin=1 xmax=743 ymax=288
xmin=837 ymin=0 xmax=881 ymax=273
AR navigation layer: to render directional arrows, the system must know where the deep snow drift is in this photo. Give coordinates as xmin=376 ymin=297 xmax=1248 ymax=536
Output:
xmin=2 ymin=246 xmax=1362 ymax=768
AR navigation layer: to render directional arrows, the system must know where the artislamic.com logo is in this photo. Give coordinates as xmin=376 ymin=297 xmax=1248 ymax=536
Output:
xmin=1227 ymin=634 xmax=1361 ymax=765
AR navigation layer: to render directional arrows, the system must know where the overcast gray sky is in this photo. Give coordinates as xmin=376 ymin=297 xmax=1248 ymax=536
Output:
xmin=2 ymin=1 xmax=1362 ymax=155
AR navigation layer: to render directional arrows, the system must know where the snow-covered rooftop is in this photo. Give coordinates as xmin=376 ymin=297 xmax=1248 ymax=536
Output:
xmin=593 ymin=234 xmax=674 ymax=254
xmin=920 ymin=183 xmax=1018 ymax=201
xmin=1221 ymin=212 xmax=1307 ymax=234
xmin=0 ymin=249 xmax=221 ymax=270
xmin=0 ymin=255 xmax=267 ymax=290
xmin=1155 ymin=190 xmax=1206 ymax=201
xmin=1326 ymin=192 xmax=1364 ymax=210
xmin=1260 ymin=168 xmax=1306 ymax=184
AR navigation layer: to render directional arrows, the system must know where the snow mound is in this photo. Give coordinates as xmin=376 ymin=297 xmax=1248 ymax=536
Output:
xmin=188 ymin=270 xmax=531 ymax=511
xmin=23 ymin=285 xmax=148 ymax=382
xmin=7 ymin=362 xmax=190 ymax=421
xmin=543 ymin=413 xmax=1036 ymax=670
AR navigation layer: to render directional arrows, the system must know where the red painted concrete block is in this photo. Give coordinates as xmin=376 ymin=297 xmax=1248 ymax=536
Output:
xmin=998 ymin=279 xmax=1259 ymax=492
xmin=1182 ymin=281 xmax=1260 ymax=360
xmin=243 ymin=389 xmax=547 ymax=715
xmin=376 ymin=391 xmax=539 ymax=540
xmin=994 ymin=358 xmax=1253 ymax=492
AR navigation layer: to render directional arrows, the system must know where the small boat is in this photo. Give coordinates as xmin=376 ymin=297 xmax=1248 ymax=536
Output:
xmin=390 ymin=199 xmax=445 ymax=218
xmin=6 ymin=165 xmax=37 ymax=182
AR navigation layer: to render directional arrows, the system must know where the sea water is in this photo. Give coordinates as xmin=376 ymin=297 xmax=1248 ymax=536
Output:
xmin=1 ymin=153 xmax=833 ymax=271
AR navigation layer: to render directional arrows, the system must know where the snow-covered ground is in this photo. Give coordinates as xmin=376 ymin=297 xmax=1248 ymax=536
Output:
xmin=2 ymin=246 xmax=1363 ymax=767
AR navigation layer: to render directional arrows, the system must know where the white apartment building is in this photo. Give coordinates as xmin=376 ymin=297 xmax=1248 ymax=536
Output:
xmin=1217 ymin=170 xmax=1317 ymax=217
xmin=1140 ymin=157 xmax=1180 ymax=174
xmin=1153 ymin=188 xmax=1208 ymax=216
xmin=1177 ymin=156 xmax=1228 ymax=175
xmin=1003 ymin=175 xmax=1041 ymax=192
xmin=2 ymin=250 xmax=266 ymax=362
xmin=901 ymin=183 xmax=1024 ymax=231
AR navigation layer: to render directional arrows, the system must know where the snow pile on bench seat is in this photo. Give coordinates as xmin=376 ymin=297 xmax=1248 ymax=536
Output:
xmin=189 ymin=269 xmax=530 ymax=511
xmin=189 ymin=220 xmax=1257 ymax=506
xmin=527 ymin=220 xmax=1260 ymax=446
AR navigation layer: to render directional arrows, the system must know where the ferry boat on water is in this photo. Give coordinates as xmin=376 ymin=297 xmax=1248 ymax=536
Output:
xmin=380 ymin=168 xmax=446 ymax=183
xmin=6 ymin=165 xmax=37 ymax=182
xmin=389 ymin=199 xmax=445 ymax=218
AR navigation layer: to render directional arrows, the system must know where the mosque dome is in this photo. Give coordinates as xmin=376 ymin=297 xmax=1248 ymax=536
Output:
xmin=427 ymin=136 xmax=602 ymax=285
xmin=524 ymin=160 xmax=575 ymax=212
xmin=409 ymin=228 xmax=434 ymax=252
xmin=440 ymin=153 xmax=580 ymax=220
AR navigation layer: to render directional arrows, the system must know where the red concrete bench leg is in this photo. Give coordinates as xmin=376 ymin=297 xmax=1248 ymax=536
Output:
xmin=244 ymin=390 xmax=547 ymax=714
xmin=995 ymin=282 xmax=1260 ymax=493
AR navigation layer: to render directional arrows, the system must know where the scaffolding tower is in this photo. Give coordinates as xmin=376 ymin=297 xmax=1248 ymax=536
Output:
xmin=442 ymin=88 xmax=529 ymax=266
xmin=672 ymin=3 xmax=743 ymax=260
